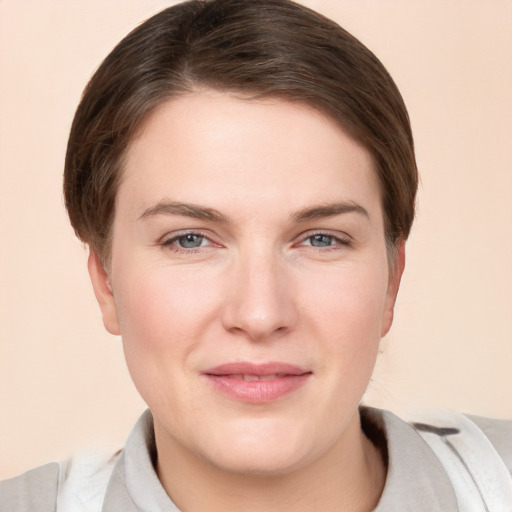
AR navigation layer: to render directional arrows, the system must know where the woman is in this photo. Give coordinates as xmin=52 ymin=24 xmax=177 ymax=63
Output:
xmin=1 ymin=1 xmax=510 ymax=510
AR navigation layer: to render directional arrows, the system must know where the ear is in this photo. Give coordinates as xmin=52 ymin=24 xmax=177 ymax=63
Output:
xmin=381 ymin=240 xmax=406 ymax=338
xmin=87 ymin=250 xmax=121 ymax=335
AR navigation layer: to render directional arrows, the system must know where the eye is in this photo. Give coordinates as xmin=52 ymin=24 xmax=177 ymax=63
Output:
xmin=175 ymin=233 xmax=208 ymax=249
xmin=307 ymin=234 xmax=337 ymax=247
xmin=161 ymin=232 xmax=213 ymax=251
xmin=298 ymin=232 xmax=351 ymax=249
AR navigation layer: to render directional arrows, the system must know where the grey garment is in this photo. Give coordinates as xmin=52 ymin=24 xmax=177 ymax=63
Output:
xmin=102 ymin=412 xmax=178 ymax=512
xmin=0 ymin=462 xmax=59 ymax=512
xmin=369 ymin=409 xmax=460 ymax=511
xmin=469 ymin=414 xmax=512 ymax=472
xmin=1 ymin=408 xmax=511 ymax=511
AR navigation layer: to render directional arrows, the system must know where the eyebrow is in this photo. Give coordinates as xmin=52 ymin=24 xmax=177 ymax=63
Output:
xmin=139 ymin=201 xmax=228 ymax=223
xmin=291 ymin=202 xmax=370 ymax=222
xmin=139 ymin=199 xmax=369 ymax=224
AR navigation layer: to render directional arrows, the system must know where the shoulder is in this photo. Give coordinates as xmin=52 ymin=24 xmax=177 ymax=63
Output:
xmin=407 ymin=410 xmax=512 ymax=475
xmin=362 ymin=407 xmax=512 ymax=511
xmin=407 ymin=410 xmax=512 ymax=510
xmin=466 ymin=413 xmax=512 ymax=474
xmin=58 ymin=451 xmax=118 ymax=511
xmin=0 ymin=452 xmax=118 ymax=512
xmin=0 ymin=462 xmax=59 ymax=512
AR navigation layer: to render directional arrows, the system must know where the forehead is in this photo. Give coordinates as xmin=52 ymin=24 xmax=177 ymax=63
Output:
xmin=118 ymin=91 xmax=381 ymax=220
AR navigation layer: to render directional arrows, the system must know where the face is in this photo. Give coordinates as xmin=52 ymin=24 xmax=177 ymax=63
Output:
xmin=89 ymin=91 xmax=403 ymax=476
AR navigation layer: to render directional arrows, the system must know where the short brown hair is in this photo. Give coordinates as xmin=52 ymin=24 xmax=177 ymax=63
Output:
xmin=64 ymin=0 xmax=418 ymax=262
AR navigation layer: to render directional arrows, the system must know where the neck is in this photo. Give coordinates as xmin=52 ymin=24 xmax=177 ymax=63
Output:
xmin=154 ymin=414 xmax=386 ymax=512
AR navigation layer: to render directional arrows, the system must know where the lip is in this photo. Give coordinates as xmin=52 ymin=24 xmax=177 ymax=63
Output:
xmin=202 ymin=362 xmax=312 ymax=403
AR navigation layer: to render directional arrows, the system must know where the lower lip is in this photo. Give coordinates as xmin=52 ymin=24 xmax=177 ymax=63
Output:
xmin=203 ymin=374 xmax=311 ymax=403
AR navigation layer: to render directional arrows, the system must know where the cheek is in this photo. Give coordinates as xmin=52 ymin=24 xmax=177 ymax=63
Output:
xmin=114 ymin=263 xmax=219 ymax=340
xmin=300 ymin=261 xmax=389 ymax=394
xmin=303 ymin=261 xmax=389 ymax=341
xmin=110 ymin=264 xmax=222 ymax=397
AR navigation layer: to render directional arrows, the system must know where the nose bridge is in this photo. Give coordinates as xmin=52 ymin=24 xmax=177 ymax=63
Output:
xmin=221 ymin=242 xmax=296 ymax=341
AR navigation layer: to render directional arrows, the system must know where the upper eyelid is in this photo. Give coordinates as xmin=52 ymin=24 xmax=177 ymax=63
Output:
xmin=159 ymin=230 xmax=217 ymax=249
xmin=161 ymin=228 xmax=212 ymax=240
xmin=157 ymin=228 xmax=352 ymax=247
xmin=295 ymin=229 xmax=352 ymax=242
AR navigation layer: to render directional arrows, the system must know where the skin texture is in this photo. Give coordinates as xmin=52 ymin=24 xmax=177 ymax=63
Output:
xmin=89 ymin=91 xmax=404 ymax=511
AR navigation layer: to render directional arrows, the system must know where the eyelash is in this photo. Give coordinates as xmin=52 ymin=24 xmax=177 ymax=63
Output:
xmin=297 ymin=231 xmax=352 ymax=250
xmin=160 ymin=230 xmax=215 ymax=253
xmin=159 ymin=230 xmax=352 ymax=254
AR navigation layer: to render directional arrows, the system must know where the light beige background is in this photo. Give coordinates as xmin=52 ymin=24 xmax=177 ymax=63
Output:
xmin=1 ymin=0 xmax=511 ymax=479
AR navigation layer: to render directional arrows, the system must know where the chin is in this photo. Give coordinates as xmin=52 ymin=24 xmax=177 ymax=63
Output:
xmin=209 ymin=446 xmax=307 ymax=477
xmin=199 ymin=417 xmax=316 ymax=476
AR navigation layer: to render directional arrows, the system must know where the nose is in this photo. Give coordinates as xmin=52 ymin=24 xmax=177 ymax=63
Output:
xmin=220 ymin=248 xmax=298 ymax=342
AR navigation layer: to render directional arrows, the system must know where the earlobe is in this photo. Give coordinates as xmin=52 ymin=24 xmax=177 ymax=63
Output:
xmin=381 ymin=241 xmax=406 ymax=338
xmin=87 ymin=250 xmax=121 ymax=335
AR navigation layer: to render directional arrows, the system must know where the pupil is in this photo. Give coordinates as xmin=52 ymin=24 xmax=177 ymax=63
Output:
xmin=311 ymin=235 xmax=332 ymax=247
xmin=179 ymin=234 xmax=203 ymax=248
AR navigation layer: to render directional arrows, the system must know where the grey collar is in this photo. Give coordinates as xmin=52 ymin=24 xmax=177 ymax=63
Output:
xmin=102 ymin=408 xmax=459 ymax=511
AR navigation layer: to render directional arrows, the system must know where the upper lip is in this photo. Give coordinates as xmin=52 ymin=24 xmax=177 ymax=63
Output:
xmin=203 ymin=362 xmax=311 ymax=377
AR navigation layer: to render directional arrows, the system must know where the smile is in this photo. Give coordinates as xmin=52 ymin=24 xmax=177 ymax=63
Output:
xmin=202 ymin=362 xmax=312 ymax=403
xmin=230 ymin=374 xmax=282 ymax=381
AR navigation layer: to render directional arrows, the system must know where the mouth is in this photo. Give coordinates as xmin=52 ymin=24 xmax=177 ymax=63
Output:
xmin=202 ymin=362 xmax=312 ymax=403
xmin=226 ymin=374 xmax=287 ymax=381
